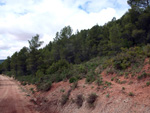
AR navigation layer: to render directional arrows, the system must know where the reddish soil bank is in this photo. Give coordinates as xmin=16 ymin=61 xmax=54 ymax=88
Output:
xmin=34 ymin=59 xmax=150 ymax=113
xmin=0 ymin=75 xmax=38 ymax=113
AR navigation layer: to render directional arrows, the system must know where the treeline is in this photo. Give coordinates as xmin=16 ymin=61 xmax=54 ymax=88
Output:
xmin=0 ymin=0 xmax=150 ymax=88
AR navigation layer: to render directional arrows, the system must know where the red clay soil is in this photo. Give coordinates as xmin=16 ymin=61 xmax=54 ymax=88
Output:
xmin=0 ymin=75 xmax=38 ymax=113
xmin=35 ymin=59 xmax=150 ymax=113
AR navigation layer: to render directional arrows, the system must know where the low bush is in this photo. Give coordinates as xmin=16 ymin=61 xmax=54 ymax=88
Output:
xmin=37 ymin=81 xmax=52 ymax=91
xmin=61 ymin=94 xmax=69 ymax=106
xmin=61 ymin=89 xmax=72 ymax=106
xmin=71 ymin=81 xmax=78 ymax=90
xmin=122 ymin=87 xmax=125 ymax=90
xmin=146 ymin=81 xmax=150 ymax=86
xmin=129 ymin=92 xmax=134 ymax=96
xmin=86 ymin=71 xmax=97 ymax=83
xmin=69 ymin=77 xmax=77 ymax=83
xmin=21 ymin=82 xmax=27 ymax=86
xmin=95 ymin=77 xmax=103 ymax=86
xmin=46 ymin=59 xmax=70 ymax=74
xmin=106 ymin=93 xmax=110 ymax=98
xmin=137 ymin=71 xmax=147 ymax=80
xmin=87 ymin=93 xmax=98 ymax=107
xmin=76 ymin=94 xmax=84 ymax=108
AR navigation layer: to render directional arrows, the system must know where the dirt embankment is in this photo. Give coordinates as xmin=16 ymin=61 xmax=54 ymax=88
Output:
xmin=0 ymin=75 xmax=38 ymax=113
xmin=34 ymin=60 xmax=150 ymax=113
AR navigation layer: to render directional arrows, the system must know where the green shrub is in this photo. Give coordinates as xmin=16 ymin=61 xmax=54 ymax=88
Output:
xmin=111 ymin=77 xmax=115 ymax=81
xmin=37 ymin=81 xmax=52 ymax=91
xmin=105 ymin=81 xmax=112 ymax=87
xmin=86 ymin=71 xmax=96 ymax=83
xmin=129 ymin=92 xmax=134 ymax=96
xmin=46 ymin=59 xmax=70 ymax=74
xmin=78 ymin=65 xmax=87 ymax=74
xmin=95 ymin=77 xmax=103 ymax=86
xmin=146 ymin=81 xmax=150 ymax=86
xmin=69 ymin=77 xmax=77 ymax=83
xmin=110 ymin=47 xmax=144 ymax=70
xmin=36 ymin=70 xmax=44 ymax=77
xmin=6 ymin=71 xmax=12 ymax=77
xmin=143 ymin=44 xmax=150 ymax=57
xmin=137 ymin=71 xmax=147 ymax=80
xmin=106 ymin=93 xmax=110 ymax=98
xmin=122 ymin=87 xmax=125 ymax=90
xmin=113 ymin=53 xmax=131 ymax=70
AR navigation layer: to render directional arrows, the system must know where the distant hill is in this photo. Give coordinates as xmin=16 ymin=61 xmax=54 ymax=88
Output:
xmin=0 ymin=60 xmax=5 ymax=64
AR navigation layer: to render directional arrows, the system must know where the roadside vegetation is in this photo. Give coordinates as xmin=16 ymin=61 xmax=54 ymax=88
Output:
xmin=0 ymin=0 xmax=150 ymax=92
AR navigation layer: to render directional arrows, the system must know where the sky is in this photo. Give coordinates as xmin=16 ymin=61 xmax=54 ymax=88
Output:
xmin=0 ymin=0 xmax=129 ymax=59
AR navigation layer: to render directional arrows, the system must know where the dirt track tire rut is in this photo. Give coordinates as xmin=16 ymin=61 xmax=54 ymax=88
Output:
xmin=0 ymin=75 xmax=38 ymax=113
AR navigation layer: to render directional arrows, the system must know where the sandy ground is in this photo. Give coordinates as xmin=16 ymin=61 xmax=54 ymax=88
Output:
xmin=0 ymin=75 xmax=38 ymax=113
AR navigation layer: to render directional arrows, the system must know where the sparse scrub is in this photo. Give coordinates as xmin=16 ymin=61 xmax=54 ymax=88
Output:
xmin=105 ymin=81 xmax=112 ymax=87
xmin=30 ymin=88 xmax=35 ymax=94
xmin=71 ymin=81 xmax=78 ymax=90
xmin=87 ymin=93 xmax=98 ymax=107
xmin=138 ymin=71 xmax=147 ymax=80
xmin=95 ymin=77 xmax=103 ymax=86
xmin=86 ymin=71 xmax=97 ymax=83
xmin=60 ymin=89 xmax=65 ymax=93
xmin=76 ymin=94 xmax=84 ymax=108
xmin=106 ymin=68 xmax=114 ymax=74
xmin=61 ymin=94 xmax=69 ymax=106
xmin=146 ymin=81 xmax=150 ymax=86
xmin=37 ymin=81 xmax=52 ymax=91
xmin=121 ymin=80 xmax=127 ymax=84
xmin=61 ymin=89 xmax=72 ymax=106
xmin=129 ymin=92 xmax=134 ymax=96
xmin=143 ymin=44 xmax=150 ymax=57
xmin=69 ymin=77 xmax=77 ymax=83
xmin=21 ymin=82 xmax=27 ymax=86
xmin=122 ymin=87 xmax=125 ymax=90
xmin=106 ymin=93 xmax=110 ymax=98
xmin=128 ymin=81 xmax=133 ymax=85
xmin=111 ymin=77 xmax=115 ymax=81
xmin=124 ymin=74 xmax=129 ymax=79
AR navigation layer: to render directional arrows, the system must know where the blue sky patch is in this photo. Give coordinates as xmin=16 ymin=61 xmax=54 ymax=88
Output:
xmin=78 ymin=1 xmax=91 ymax=13
xmin=0 ymin=2 xmax=6 ymax=6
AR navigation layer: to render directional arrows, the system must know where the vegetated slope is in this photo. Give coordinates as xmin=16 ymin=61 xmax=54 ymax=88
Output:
xmin=0 ymin=1 xmax=150 ymax=113
xmin=0 ymin=3 xmax=150 ymax=88
xmin=0 ymin=60 xmax=4 ymax=64
xmin=31 ymin=57 xmax=150 ymax=113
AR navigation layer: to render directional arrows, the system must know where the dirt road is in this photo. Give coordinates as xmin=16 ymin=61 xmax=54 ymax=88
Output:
xmin=0 ymin=75 xmax=38 ymax=113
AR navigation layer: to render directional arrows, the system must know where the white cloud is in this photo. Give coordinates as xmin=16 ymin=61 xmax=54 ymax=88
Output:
xmin=0 ymin=0 xmax=129 ymax=59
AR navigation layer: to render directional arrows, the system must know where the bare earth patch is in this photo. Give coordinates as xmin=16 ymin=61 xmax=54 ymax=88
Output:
xmin=0 ymin=75 xmax=38 ymax=113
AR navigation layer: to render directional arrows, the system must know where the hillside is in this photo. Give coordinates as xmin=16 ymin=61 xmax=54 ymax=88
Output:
xmin=24 ymin=57 xmax=150 ymax=113
xmin=0 ymin=0 xmax=150 ymax=113
xmin=0 ymin=60 xmax=4 ymax=64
